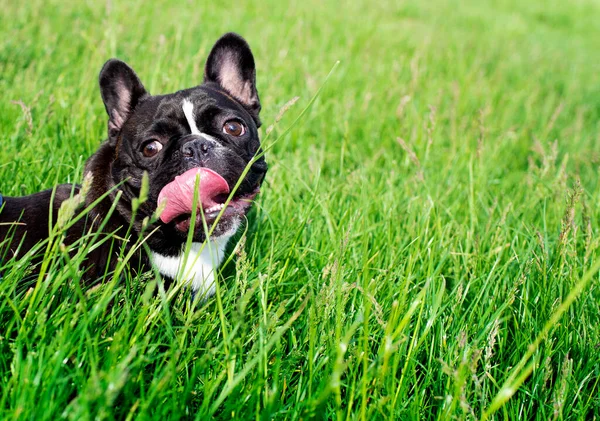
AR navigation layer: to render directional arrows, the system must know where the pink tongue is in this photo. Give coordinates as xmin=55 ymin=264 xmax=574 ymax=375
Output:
xmin=157 ymin=168 xmax=230 ymax=224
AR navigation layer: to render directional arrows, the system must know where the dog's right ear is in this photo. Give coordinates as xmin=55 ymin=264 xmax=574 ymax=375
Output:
xmin=99 ymin=59 xmax=148 ymax=143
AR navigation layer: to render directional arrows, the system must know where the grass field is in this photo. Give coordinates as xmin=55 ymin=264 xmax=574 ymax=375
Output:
xmin=2 ymin=0 xmax=600 ymax=419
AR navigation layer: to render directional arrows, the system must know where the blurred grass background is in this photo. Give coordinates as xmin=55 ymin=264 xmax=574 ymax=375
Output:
xmin=1 ymin=0 xmax=600 ymax=419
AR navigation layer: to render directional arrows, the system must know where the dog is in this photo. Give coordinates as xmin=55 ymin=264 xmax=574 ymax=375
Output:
xmin=0 ymin=33 xmax=267 ymax=298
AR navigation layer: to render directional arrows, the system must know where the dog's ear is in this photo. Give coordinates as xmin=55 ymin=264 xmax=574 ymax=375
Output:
xmin=99 ymin=59 xmax=148 ymax=142
xmin=204 ymin=33 xmax=260 ymax=124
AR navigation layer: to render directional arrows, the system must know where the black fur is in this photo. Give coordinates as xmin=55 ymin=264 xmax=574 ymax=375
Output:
xmin=0 ymin=32 xmax=267 ymax=286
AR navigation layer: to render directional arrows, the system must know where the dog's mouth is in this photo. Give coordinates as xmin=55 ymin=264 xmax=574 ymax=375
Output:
xmin=169 ymin=191 xmax=258 ymax=232
xmin=157 ymin=167 xmax=259 ymax=233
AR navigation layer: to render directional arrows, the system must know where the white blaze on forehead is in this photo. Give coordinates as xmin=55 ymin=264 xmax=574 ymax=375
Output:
xmin=182 ymin=99 xmax=201 ymax=135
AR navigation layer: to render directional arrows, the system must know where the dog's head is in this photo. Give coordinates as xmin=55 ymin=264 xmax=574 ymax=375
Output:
xmin=91 ymin=33 xmax=267 ymax=256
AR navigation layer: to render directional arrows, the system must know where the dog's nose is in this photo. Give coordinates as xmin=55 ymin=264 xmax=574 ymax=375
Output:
xmin=181 ymin=136 xmax=216 ymax=161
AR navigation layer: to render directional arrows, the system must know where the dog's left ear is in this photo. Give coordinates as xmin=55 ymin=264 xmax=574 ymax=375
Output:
xmin=204 ymin=33 xmax=261 ymax=125
xmin=99 ymin=59 xmax=149 ymax=142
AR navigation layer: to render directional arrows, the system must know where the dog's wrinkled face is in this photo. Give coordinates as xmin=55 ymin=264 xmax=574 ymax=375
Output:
xmin=96 ymin=33 xmax=267 ymax=256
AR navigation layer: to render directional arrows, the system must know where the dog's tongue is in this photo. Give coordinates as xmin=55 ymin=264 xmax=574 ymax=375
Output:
xmin=157 ymin=168 xmax=229 ymax=224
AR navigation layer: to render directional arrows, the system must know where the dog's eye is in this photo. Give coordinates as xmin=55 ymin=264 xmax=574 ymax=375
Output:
xmin=223 ymin=120 xmax=246 ymax=137
xmin=142 ymin=140 xmax=163 ymax=158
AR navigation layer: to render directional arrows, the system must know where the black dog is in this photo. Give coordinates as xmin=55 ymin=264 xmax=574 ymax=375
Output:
xmin=0 ymin=33 xmax=267 ymax=297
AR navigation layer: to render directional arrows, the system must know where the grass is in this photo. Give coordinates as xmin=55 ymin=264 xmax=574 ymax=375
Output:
xmin=1 ymin=0 xmax=600 ymax=419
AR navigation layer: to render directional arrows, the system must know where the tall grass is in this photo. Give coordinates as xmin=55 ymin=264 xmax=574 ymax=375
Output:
xmin=1 ymin=0 xmax=600 ymax=419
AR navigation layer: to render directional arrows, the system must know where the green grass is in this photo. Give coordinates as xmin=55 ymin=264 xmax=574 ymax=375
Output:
xmin=1 ymin=0 xmax=600 ymax=419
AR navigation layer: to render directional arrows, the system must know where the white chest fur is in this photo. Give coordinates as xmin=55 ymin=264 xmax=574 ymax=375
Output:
xmin=150 ymin=236 xmax=231 ymax=298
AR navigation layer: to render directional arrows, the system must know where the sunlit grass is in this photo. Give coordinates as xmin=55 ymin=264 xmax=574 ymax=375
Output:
xmin=1 ymin=0 xmax=600 ymax=419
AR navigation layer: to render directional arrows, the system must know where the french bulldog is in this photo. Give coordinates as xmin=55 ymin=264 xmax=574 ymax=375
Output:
xmin=0 ymin=32 xmax=267 ymax=298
